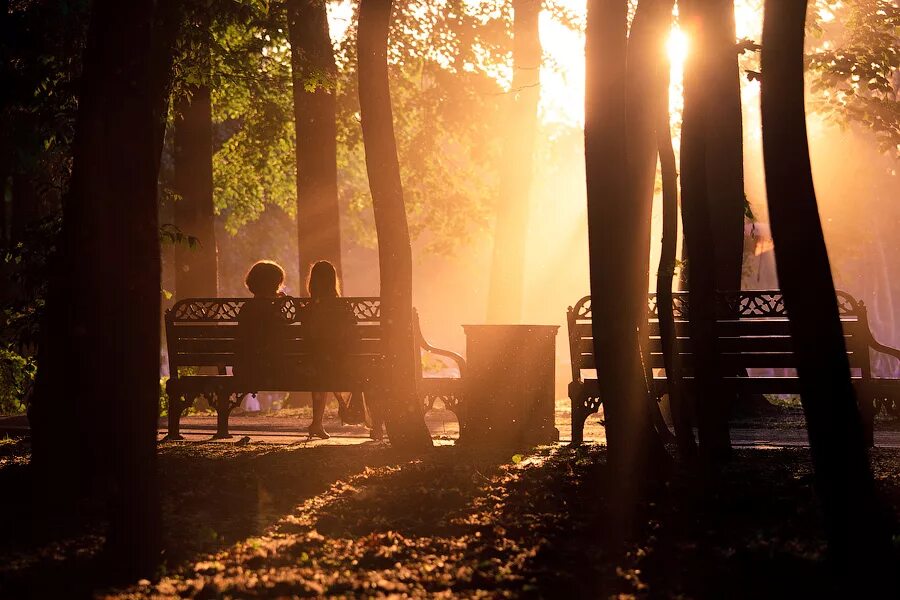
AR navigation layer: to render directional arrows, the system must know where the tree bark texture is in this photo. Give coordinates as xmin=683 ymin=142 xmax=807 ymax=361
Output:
xmin=761 ymin=0 xmax=892 ymax=571
xmin=288 ymin=0 xmax=343 ymax=287
xmin=28 ymin=0 xmax=178 ymax=577
xmin=486 ymin=0 xmax=540 ymax=323
xmin=173 ymin=84 xmax=218 ymax=299
xmin=679 ymin=0 xmax=732 ymax=460
xmin=358 ymin=0 xmax=432 ymax=451
xmin=680 ymin=0 xmax=745 ymax=293
xmin=584 ymin=0 xmax=666 ymax=477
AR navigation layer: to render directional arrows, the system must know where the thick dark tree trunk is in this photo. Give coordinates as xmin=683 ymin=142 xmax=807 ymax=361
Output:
xmin=679 ymin=0 xmax=732 ymax=461
xmin=487 ymin=0 xmax=540 ymax=323
xmin=761 ymin=0 xmax=893 ymax=573
xmin=173 ymin=85 xmax=217 ymax=299
xmin=28 ymin=0 xmax=177 ymax=578
xmin=288 ymin=0 xmax=342 ymax=286
xmin=358 ymin=0 xmax=432 ymax=452
xmin=690 ymin=0 xmax=745 ymax=293
xmin=585 ymin=0 xmax=667 ymax=479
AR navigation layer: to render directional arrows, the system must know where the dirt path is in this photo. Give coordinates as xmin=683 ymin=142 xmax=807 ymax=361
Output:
xmin=151 ymin=401 xmax=900 ymax=448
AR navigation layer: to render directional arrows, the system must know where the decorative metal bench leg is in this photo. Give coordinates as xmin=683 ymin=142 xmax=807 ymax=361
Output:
xmin=211 ymin=393 xmax=234 ymax=440
xmin=165 ymin=401 xmax=184 ymax=441
xmin=570 ymin=399 xmax=590 ymax=447
xmin=161 ymin=390 xmax=186 ymax=442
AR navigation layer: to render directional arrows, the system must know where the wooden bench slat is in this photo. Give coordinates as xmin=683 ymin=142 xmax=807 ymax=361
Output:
xmin=169 ymin=325 xmax=385 ymax=339
xmin=171 ymin=353 xmax=385 ymax=368
xmin=571 ymin=319 xmax=866 ymax=340
xmin=172 ymin=373 xmax=383 ymax=391
xmin=580 ymin=375 xmax=865 ymax=394
xmin=574 ymin=351 xmax=865 ymax=371
xmin=171 ymin=338 xmax=386 ymax=354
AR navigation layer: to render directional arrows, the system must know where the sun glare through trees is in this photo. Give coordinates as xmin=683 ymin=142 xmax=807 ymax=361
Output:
xmin=1 ymin=0 xmax=899 ymax=597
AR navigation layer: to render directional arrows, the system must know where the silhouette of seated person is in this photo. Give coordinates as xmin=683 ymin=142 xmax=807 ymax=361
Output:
xmin=298 ymin=260 xmax=358 ymax=439
xmin=236 ymin=260 xmax=288 ymax=386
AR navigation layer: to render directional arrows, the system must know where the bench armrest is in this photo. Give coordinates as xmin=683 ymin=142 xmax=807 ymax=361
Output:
xmin=414 ymin=310 xmax=466 ymax=378
xmin=868 ymin=337 xmax=900 ymax=371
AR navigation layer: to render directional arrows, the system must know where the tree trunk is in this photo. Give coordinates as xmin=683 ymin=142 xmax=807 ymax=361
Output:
xmin=173 ymin=85 xmax=217 ymax=299
xmin=358 ymin=0 xmax=432 ymax=452
xmin=654 ymin=16 xmax=696 ymax=459
xmin=486 ymin=0 xmax=540 ymax=323
xmin=761 ymin=0 xmax=892 ymax=572
xmin=584 ymin=0 xmax=667 ymax=479
xmin=690 ymin=0 xmax=745 ymax=293
xmin=679 ymin=0 xmax=732 ymax=461
xmin=288 ymin=0 xmax=342 ymax=286
xmin=626 ymin=0 xmax=677 ymax=444
xmin=28 ymin=0 xmax=178 ymax=578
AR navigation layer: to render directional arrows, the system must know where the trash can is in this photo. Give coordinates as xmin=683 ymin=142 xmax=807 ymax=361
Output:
xmin=461 ymin=324 xmax=560 ymax=447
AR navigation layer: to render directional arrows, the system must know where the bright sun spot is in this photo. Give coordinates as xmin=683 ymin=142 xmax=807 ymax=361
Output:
xmin=666 ymin=26 xmax=689 ymax=71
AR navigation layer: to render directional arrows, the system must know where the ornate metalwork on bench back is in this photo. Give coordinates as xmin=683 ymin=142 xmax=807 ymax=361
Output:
xmin=166 ymin=297 xmax=382 ymax=324
xmin=569 ymin=290 xmax=863 ymax=322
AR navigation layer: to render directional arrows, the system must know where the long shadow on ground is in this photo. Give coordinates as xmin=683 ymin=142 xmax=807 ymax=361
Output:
xmin=120 ymin=445 xmax=900 ymax=599
xmin=3 ymin=438 xmax=899 ymax=598
xmin=0 ymin=440 xmax=417 ymax=598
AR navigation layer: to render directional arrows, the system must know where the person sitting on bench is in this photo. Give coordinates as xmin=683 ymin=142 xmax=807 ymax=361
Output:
xmin=236 ymin=260 xmax=288 ymax=387
xmin=300 ymin=260 xmax=360 ymax=439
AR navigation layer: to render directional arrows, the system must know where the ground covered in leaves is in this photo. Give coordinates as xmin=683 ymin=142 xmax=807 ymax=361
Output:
xmin=0 ymin=436 xmax=899 ymax=598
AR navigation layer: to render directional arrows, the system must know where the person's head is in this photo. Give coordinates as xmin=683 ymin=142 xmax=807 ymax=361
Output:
xmin=307 ymin=260 xmax=340 ymax=299
xmin=245 ymin=260 xmax=285 ymax=297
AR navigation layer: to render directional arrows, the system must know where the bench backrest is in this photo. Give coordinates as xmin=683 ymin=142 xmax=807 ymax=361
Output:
xmin=165 ymin=297 xmax=384 ymax=376
xmin=568 ymin=290 xmax=873 ymax=381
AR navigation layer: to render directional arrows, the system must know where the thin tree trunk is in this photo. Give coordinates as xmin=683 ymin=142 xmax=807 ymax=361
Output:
xmin=173 ymin=85 xmax=217 ymax=299
xmin=761 ymin=0 xmax=892 ymax=572
xmin=28 ymin=0 xmax=177 ymax=578
xmin=627 ymin=0 xmax=677 ymax=444
xmin=287 ymin=0 xmax=342 ymax=285
xmin=655 ymin=40 xmax=696 ymax=460
xmin=585 ymin=0 xmax=667 ymax=481
xmin=679 ymin=0 xmax=731 ymax=461
xmin=486 ymin=0 xmax=540 ymax=323
xmin=358 ymin=0 xmax=432 ymax=452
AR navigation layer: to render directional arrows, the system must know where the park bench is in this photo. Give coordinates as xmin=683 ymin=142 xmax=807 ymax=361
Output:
xmin=163 ymin=296 xmax=466 ymax=440
xmin=567 ymin=290 xmax=900 ymax=446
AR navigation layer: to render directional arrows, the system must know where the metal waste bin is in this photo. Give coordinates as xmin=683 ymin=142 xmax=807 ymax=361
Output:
xmin=462 ymin=324 xmax=560 ymax=446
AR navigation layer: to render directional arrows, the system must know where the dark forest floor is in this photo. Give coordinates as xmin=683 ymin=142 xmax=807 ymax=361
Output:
xmin=0 ymin=433 xmax=899 ymax=599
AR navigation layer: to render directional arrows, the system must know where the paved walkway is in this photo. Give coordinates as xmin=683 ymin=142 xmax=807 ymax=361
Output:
xmin=151 ymin=412 xmax=900 ymax=448
xmin=3 ymin=407 xmax=899 ymax=448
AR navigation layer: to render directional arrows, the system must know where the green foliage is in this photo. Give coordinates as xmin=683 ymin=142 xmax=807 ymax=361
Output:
xmin=1 ymin=1 xmax=90 ymax=198
xmin=0 ymin=346 xmax=35 ymax=414
xmin=334 ymin=0 xmax=509 ymax=254
xmin=161 ymin=1 xmax=297 ymax=232
xmin=2 ymin=216 xmax=61 ymax=349
xmin=159 ymin=223 xmax=201 ymax=249
xmin=807 ymin=0 xmax=900 ymax=158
